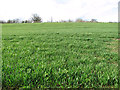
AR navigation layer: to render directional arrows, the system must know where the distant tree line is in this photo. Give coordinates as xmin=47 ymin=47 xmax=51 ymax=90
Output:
xmin=0 ymin=13 xmax=117 ymax=24
xmin=58 ymin=18 xmax=98 ymax=23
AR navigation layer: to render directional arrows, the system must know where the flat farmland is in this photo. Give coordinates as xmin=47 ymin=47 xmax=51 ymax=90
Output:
xmin=2 ymin=22 xmax=118 ymax=88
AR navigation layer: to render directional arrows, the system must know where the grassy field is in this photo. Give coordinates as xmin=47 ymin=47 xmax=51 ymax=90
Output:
xmin=2 ymin=22 xmax=118 ymax=88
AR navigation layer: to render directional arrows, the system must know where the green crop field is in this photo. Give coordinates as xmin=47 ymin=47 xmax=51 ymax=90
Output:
xmin=2 ymin=22 xmax=118 ymax=88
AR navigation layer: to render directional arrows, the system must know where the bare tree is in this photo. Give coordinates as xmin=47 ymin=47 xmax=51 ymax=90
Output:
xmin=7 ymin=20 xmax=13 ymax=23
xmin=68 ymin=19 xmax=73 ymax=22
xmin=31 ymin=14 xmax=42 ymax=23
xmin=51 ymin=17 xmax=53 ymax=22
xmin=25 ymin=20 xmax=28 ymax=23
xmin=22 ymin=21 xmax=25 ymax=23
xmin=0 ymin=20 xmax=6 ymax=23
xmin=76 ymin=18 xmax=84 ymax=22
xmin=12 ymin=19 xmax=20 ymax=23
xmin=91 ymin=19 xmax=97 ymax=22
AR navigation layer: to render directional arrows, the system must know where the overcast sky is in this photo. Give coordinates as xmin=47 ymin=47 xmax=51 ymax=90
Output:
xmin=0 ymin=0 xmax=119 ymax=22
